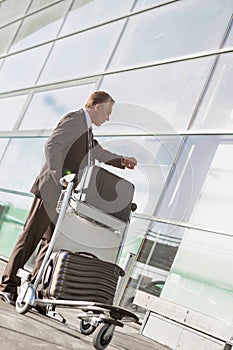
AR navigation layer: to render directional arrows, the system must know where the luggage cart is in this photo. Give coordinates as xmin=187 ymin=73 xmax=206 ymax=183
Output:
xmin=15 ymin=171 xmax=139 ymax=350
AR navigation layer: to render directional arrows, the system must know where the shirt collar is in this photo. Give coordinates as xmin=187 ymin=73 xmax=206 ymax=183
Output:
xmin=83 ymin=108 xmax=92 ymax=129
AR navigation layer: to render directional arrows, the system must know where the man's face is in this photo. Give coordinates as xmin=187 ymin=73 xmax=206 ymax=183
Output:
xmin=91 ymin=103 xmax=113 ymax=126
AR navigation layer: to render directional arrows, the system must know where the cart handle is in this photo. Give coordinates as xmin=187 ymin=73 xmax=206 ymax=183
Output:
xmin=59 ymin=173 xmax=77 ymax=186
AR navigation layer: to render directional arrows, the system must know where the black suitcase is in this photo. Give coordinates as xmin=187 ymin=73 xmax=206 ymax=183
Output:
xmin=77 ymin=165 xmax=135 ymax=222
xmin=41 ymin=251 xmax=125 ymax=304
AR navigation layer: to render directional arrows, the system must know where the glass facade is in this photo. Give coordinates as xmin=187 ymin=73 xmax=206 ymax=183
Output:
xmin=0 ymin=0 xmax=233 ymax=342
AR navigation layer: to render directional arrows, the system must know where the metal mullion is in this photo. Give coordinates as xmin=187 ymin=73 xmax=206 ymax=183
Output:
xmin=0 ymin=130 xmax=51 ymax=138
xmin=1 ymin=130 xmax=233 ymax=139
xmin=0 ymin=138 xmax=11 ymax=165
xmin=0 ymin=76 xmax=98 ymax=98
xmin=0 ymin=46 xmax=232 ymax=97
xmin=0 ymin=187 xmax=33 ymax=198
xmin=133 ymin=213 xmax=233 ymax=239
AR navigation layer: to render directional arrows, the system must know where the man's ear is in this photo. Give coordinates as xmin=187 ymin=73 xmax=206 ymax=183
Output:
xmin=95 ymin=103 xmax=102 ymax=111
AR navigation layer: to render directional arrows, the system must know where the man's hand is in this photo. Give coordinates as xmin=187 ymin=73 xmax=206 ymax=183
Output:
xmin=122 ymin=157 xmax=137 ymax=169
xmin=60 ymin=173 xmax=78 ymax=189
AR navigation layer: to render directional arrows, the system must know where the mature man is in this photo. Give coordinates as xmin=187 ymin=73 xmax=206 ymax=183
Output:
xmin=0 ymin=91 xmax=137 ymax=306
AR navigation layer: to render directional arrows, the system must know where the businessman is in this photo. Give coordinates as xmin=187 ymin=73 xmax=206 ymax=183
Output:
xmin=0 ymin=91 xmax=137 ymax=307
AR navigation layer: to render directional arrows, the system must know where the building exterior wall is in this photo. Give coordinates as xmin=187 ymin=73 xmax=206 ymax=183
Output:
xmin=0 ymin=0 xmax=232 ymax=347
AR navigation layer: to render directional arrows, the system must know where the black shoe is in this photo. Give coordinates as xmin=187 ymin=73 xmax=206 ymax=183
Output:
xmin=0 ymin=291 xmax=18 ymax=306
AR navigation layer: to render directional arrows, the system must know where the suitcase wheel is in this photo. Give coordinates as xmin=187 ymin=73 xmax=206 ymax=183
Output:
xmin=92 ymin=324 xmax=114 ymax=350
xmin=80 ymin=319 xmax=97 ymax=335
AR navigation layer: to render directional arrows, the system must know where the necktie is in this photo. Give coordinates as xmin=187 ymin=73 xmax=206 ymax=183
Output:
xmin=88 ymin=127 xmax=94 ymax=166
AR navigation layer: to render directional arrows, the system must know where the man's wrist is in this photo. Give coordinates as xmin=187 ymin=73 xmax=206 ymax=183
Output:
xmin=121 ymin=158 xmax=125 ymax=167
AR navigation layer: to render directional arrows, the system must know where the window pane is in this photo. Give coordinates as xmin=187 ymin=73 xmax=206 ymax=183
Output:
xmin=120 ymin=221 xmax=184 ymax=314
xmin=60 ymin=0 xmax=134 ymax=35
xmin=9 ymin=1 xmax=71 ymax=53
xmin=189 ymin=142 xmax=233 ymax=234
xmin=0 ymin=95 xmax=28 ymax=131
xmin=0 ymin=22 xmax=19 ymax=55
xmin=100 ymin=57 xmax=214 ymax=133
xmin=96 ymin=135 xmax=181 ymax=215
xmin=0 ymin=0 xmax=31 ymax=27
xmin=162 ymin=227 xmax=233 ymax=323
xmin=191 ymin=54 xmax=233 ymax=132
xmin=155 ymin=135 xmax=233 ymax=234
xmin=0 ymin=138 xmax=46 ymax=192
xmin=19 ymin=84 xmax=95 ymax=130
xmin=0 ymin=192 xmax=32 ymax=258
xmin=39 ymin=21 xmax=124 ymax=84
xmin=0 ymin=44 xmax=52 ymax=92
xmin=109 ymin=0 xmax=232 ymax=69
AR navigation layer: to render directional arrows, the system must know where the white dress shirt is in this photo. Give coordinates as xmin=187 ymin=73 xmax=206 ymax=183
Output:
xmin=83 ymin=108 xmax=92 ymax=129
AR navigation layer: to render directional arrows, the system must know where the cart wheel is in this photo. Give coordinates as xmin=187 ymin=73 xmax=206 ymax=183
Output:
xmin=80 ymin=319 xmax=96 ymax=335
xmin=92 ymin=324 xmax=113 ymax=350
xmin=15 ymin=298 xmax=31 ymax=314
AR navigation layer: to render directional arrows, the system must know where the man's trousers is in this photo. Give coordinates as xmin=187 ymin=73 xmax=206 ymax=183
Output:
xmin=0 ymin=197 xmax=58 ymax=293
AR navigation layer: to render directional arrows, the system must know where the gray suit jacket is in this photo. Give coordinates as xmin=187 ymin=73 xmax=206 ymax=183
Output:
xmin=30 ymin=109 xmax=124 ymax=206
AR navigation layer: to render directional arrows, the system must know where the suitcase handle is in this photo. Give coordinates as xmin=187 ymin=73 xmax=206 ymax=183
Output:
xmin=76 ymin=251 xmax=125 ymax=277
xmin=42 ymin=259 xmax=54 ymax=289
xmin=75 ymin=251 xmax=99 ymax=259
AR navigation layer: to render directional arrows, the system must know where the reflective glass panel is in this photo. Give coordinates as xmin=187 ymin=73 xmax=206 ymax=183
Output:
xmin=0 ymin=138 xmax=46 ymax=192
xmin=60 ymin=0 xmax=134 ymax=35
xmin=109 ymin=0 xmax=233 ymax=69
xmin=191 ymin=53 xmax=233 ymax=131
xmin=155 ymin=135 xmax=233 ymax=235
xmin=189 ymin=141 xmax=233 ymax=234
xmin=120 ymin=221 xmax=184 ymax=316
xmin=0 ymin=44 xmax=52 ymax=92
xmin=39 ymin=21 xmax=124 ymax=84
xmin=162 ymin=227 xmax=233 ymax=322
xmin=100 ymin=56 xmax=214 ymax=133
xmin=19 ymin=83 xmax=95 ymax=130
xmin=0 ymin=0 xmax=31 ymax=27
xmin=0 ymin=191 xmax=32 ymax=210
xmin=9 ymin=1 xmax=71 ymax=53
xmin=39 ymin=22 xmax=122 ymax=83
xmin=0 ymin=22 xmax=19 ymax=55
xmin=0 ymin=95 xmax=28 ymax=131
xmin=0 ymin=192 xmax=32 ymax=258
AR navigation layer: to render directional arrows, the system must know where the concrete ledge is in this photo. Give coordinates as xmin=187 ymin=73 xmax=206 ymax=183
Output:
xmin=134 ymin=291 xmax=233 ymax=344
